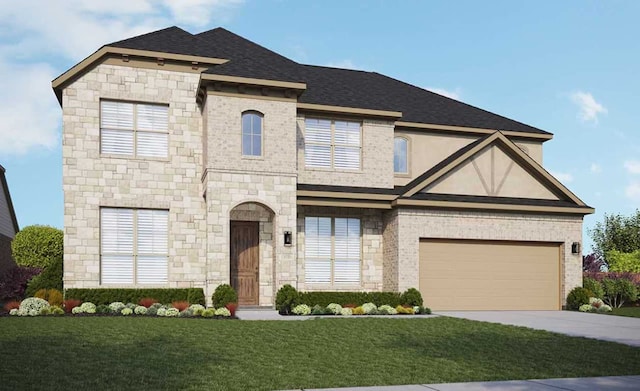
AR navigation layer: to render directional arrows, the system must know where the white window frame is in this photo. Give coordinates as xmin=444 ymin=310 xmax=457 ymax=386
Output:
xmin=304 ymin=118 xmax=362 ymax=170
xmin=100 ymin=207 xmax=169 ymax=285
xmin=394 ymin=136 xmax=409 ymax=175
xmin=100 ymin=100 xmax=169 ymax=159
xmin=241 ymin=111 xmax=264 ymax=157
xmin=304 ymin=216 xmax=361 ymax=285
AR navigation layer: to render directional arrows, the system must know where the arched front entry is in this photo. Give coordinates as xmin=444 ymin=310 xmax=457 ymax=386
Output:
xmin=229 ymin=202 xmax=275 ymax=306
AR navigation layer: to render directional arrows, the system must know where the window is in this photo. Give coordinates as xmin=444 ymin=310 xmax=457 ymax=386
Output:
xmin=100 ymin=100 xmax=169 ymax=158
xmin=242 ymin=111 xmax=263 ymax=156
xmin=305 ymin=216 xmax=360 ymax=284
xmin=305 ymin=118 xmax=361 ymax=170
xmin=394 ymin=137 xmax=408 ymax=174
xmin=101 ymin=208 xmax=169 ymax=284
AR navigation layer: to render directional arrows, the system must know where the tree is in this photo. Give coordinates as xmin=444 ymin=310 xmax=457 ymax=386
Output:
xmin=11 ymin=225 xmax=63 ymax=269
xmin=589 ymin=211 xmax=640 ymax=267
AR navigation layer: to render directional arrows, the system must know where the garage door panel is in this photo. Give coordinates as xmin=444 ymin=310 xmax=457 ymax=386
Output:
xmin=419 ymin=239 xmax=560 ymax=311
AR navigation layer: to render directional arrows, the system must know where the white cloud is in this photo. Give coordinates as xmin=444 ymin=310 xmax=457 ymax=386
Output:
xmin=626 ymin=182 xmax=640 ymax=202
xmin=0 ymin=0 xmax=243 ymax=156
xmin=427 ymin=87 xmax=461 ymax=100
xmin=570 ymin=91 xmax=607 ymax=124
xmin=325 ymin=60 xmax=359 ymax=70
xmin=590 ymin=163 xmax=602 ymax=174
xmin=624 ymin=160 xmax=640 ymax=174
xmin=550 ymin=171 xmax=573 ymax=183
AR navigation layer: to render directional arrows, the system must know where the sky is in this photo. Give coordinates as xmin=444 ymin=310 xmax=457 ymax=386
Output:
xmin=1 ymin=0 xmax=639 ymax=253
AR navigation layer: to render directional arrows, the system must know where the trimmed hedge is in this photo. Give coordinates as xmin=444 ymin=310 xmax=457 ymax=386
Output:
xmin=297 ymin=291 xmax=404 ymax=307
xmin=25 ymin=255 xmax=63 ymax=297
xmin=64 ymin=288 xmax=205 ymax=306
xmin=11 ymin=225 xmax=63 ymax=269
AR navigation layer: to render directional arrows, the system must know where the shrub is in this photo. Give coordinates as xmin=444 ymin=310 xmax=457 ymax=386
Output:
xmin=3 ymin=300 xmax=21 ymax=313
xmin=139 ymin=298 xmax=157 ymax=308
xmin=606 ymin=250 xmax=640 ymax=273
xmin=297 ymin=291 xmax=403 ymax=307
xmin=76 ymin=302 xmax=96 ymax=314
xmin=396 ymin=305 xmax=415 ymax=315
xmin=9 ymin=308 xmax=18 ymax=315
xmin=583 ymin=253 xmax=607 ymax=272
xmin=311 ymin=304 xmax=325 ymax=315
xmin=64 ymin=299 xmax=81 ymax=313
xmin=19 ymin=297 xmax=50 ymax=314
xmin=340 ymin=307 xmax=353 ymax=316
xmin=171 ymin=301 xmax=190 ymax=312
xmin=352 ymin=306 xmax=365 ymax=315
xmin=125 ymin=302 xmax=136 ymax=309
xmin=51 ymin=306 xmax=64 ymax=315
xmin=121 ymin=308 xmax=133 ymax=316
xmin=343 ymin=303 xmax=357 ymax=308
xmin=0 ymin=266 xmax=42 ymax=302
xmin=96 ymin=304 xmax=111 ymax=314
xmin=64 ymin=288 xmax=205 ymax=306
xmin=566 ymin=287 xmax=593 ymax=310
xmin=579 ymin=304 xmax=592 ymax=312
xmin=326 ymin=303 xmax=342 ymax=315
xmin=165 ymin=308 xmax=180 ymax=317
xmin=211 ymin=284 xmax=238 ymax=308
xmin=39 ymin=307 xmax=51 ymax=315
xmin=400 ymin=288 xmax=423 ymax=306
xmin=25 ymin=255 xmax=63 ymax=297
xmin=134 ymin=306 xmax=148 ymax=315
xmin=146 ymin=306 xmax=158 ymax=316
xmin=377 ymin=305 xmax=397 ymax=315
xmin=275 ymin=284 xmax=299 ymax=315
xmin=602 ymin=278 xmax=638 ymax=308
xmin=202 ymin=308 xmax=215 ymax=318
xmin=34 ymin=288 xmax=63 ymax=307
xmin=157 ymin=308 xmax=167 ymax=317
xmin=215 ymin=307 xmax=231 ymax=317
xmin=361 ymin=302 xmax=377 ymax=315
xmin=225 ymin=303 xmax=237 ymax=317
xmin=583 ymin=277 xmax=604 ymax=299
xmin=416 ymin=306 xmax=432 ymax=315
xmin=11 ymin=225 xmax=63 ymax=269
xmin=108 ymin=302 xmax=126 ymax=313
xmin=292 ymin=304 xmax=311 ymax=315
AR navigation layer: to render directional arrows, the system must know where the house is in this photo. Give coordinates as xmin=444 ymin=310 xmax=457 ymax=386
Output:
xmin=0 ymin=164 xmax=19 ymax=275
xmin=52 ymin=27 xmax=593 ymax=310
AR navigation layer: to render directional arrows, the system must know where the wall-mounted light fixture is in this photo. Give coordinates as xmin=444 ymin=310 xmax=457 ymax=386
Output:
xmin=571 ymin=242 xmax=581 ymax=254
xmin=284 ymin=231 xmax=292 ymax=246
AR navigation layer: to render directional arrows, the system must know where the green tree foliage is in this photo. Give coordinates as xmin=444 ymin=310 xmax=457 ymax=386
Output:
xmin=11 ymin=225 xmax=63 ymax=268
xmin=601 ymin=278 xmax=638 ymax=308
xmin=589 ymin=211 xmax=640 ymax=269
xmin=605 ymin=250 xmax=640 ymax=273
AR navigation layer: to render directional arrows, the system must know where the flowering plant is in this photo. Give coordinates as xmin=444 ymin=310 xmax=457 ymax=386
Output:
xmin=215 ymin=307 xmax=231 ymax=317
xmin=340 ymin=307 xmax=353 ymax=316
xmin=109 ymin=302 xmax=126 ymax=312
xmin=79 ymin=302 xmax=96 ymax=314
xmin=19 ymin=297 xmax=50 ymax=314
xmin=326 ymin=303 xmax=342 ymax=315
xmin=121 ymin=308 xmax=133 ymax=316
xmin=134 ymin=306 xmax=148 ymax=315
xmin=362 ymin=302 xmax=378 ymax=314
xmin=292 ymin=304 xmax=311 ymax=315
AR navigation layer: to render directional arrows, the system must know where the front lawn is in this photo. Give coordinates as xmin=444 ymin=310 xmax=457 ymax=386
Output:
xmin=1 ymin=317 xmax=639 ymax=390
xmin=609 ymin=306 xmax=640 ymax=318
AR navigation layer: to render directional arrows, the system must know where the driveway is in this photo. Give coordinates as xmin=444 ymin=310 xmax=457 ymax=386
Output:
xmin=437 ymin=311 xmax=640 ymax=347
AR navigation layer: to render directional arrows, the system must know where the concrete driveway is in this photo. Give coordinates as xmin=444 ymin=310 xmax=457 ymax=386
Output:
xmin=437 ymin=311 xmax=640 ymax=347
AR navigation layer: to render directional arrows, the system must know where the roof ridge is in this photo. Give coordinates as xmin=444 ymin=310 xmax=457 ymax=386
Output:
xmin=108 ymin=26 xmax=192 ymax=46
xmin=302 ymin=63 xmax=373 ymax=74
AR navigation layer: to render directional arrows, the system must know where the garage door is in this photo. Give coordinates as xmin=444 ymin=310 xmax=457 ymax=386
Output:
xmin=419 ymin=239 xmax=561 ymax=310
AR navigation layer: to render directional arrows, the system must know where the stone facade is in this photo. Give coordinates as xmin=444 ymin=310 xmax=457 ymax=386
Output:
xmin=383 ymin=209 xmax=583 ymax=303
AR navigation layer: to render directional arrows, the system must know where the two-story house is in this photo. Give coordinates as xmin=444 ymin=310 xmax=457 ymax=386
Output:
xmin=0 ymin=164 xmax=19 ymax=275
xmin=52 ymin=27 xmax=593 ymax=310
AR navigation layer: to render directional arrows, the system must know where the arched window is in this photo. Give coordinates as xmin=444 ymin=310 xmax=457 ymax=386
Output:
xmin=242 ymin=111 xmax=263 ymax=156
xmin=394 ymin=137 xmax=408 ymax=174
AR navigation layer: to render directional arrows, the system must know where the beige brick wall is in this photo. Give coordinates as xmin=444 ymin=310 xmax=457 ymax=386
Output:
xmin=296 ymin=206 xmax=384 ymax=291
xmin=382 ymin=210 xmax=399 ymax=291
xmin=62 ymin=63 xmax=207 ymax=290
xmin=296 ymin=116 xmax=395 ymax=188
xmin=391 ymin=209 xmax=583 ymax=304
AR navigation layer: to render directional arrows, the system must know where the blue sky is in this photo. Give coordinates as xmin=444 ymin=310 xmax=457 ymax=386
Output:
xmin=1 ymin=1 xmax=639 ymax=253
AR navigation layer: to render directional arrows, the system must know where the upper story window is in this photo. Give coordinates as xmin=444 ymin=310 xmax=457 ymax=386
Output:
xmin=305 ymin=118 xmax=361 ymax=170
xmin=242 ymin=111 xmax=263 ymax=157
xmin=394 ymin=137 xmax=408 ymax=174
xmin=100 ymin=100 xmax=168 ymax=159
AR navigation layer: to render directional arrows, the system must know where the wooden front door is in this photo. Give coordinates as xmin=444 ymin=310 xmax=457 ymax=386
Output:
xmin=230 ymin=221 xmax=260 ymax=306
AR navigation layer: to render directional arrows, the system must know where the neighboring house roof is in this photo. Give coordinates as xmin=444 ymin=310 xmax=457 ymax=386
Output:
xmin=56 ymin=26 xmax=551 ymax=136
xmin=0 ymin=164 xmax=19 ymax=236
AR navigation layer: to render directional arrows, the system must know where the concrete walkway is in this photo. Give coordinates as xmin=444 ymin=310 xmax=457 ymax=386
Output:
xmin=437 ymin=311 xmax=640 ymax=347
xmin=285 ymin=376 xmax=640 ymax=390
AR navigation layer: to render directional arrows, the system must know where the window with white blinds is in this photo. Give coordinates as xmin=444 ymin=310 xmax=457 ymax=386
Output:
xmin=100 ymin=100 xmax=169 ymax=158
xmin=101 ymin=208 xmax=169 ymax=285
xmin=304 ymin=118 xmax=361 ymax=170
xmin=304 ymin=216 xmax=361 ymax=284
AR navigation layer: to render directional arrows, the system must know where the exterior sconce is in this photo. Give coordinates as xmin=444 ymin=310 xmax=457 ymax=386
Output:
xmin=571 ymin=242 xmax=581 ymax=254
xmin=284 ymin=231 xmax=292 ymax=246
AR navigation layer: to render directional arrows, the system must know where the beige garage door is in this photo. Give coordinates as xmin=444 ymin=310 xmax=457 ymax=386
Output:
xmin=419 ymin=239 xmax=561 ymax=310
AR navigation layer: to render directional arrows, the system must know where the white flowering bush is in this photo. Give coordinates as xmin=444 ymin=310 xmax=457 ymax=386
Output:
xmin=188 ymin=304 xmax=205 ymax=316
xmin=327 ymin=303 xmax=342 ymax=315
xmin=579 ymin=297 xmax=614 ymax=313
xmin=340 ymin=307 xmax=353 ymax=316
xmin=362 ymin=302 xmax=377 ymax=314
xmin=292 ymin=304 xmax=311 ymax=315
xmin=378 ymin=305 xmax=397 ymax=315
xmin=109 ymin=302 xmax=126 ymax=312
xmin=165 ymin=308 xmax=180 ymax=317
xmin=121 ymin=308 xmax=133 ymax=316
xmin=72 ymin=306 xmax=83 ymax=314
xmin=157 ymin=308 xmax=168 ymax=317
xmin=134 ymin=306 xmax=148 ymax=315
xmin=215 ymin=307 xmax=231 ymax=317
xmin=79 ymin=302 xmax=96 ymax=314
xmin=19 ymin=297 xmax=50 ymax=314
xmin=9 ymin=309 xmax=18 ymax=316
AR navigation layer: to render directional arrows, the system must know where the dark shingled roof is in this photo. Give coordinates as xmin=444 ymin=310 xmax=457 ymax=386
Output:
xmin=106 ymin=26 xmax=550 ymax=135
xmin=405 ymin=193 xmax=587 ymax=209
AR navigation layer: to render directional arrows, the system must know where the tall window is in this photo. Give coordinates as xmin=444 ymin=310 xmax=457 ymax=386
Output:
xmin=242 ymin=111 xmax=263 ymax=156
xmin=100 ymin=100 xmax=169 ymax=158
xmin=305 ymin=118 xmax=361 ymax=170
xmin=305 ymin=216 xmax=360 ymax=284
xmin=394 ymin=137 xmax=408 ymax=174
xmin=101 ymin=208 xmax=169 ymax=285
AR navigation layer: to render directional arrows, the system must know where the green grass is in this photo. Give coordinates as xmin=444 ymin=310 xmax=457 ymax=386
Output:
xmin=609 ymin=306 xmax=640 ymax=318
xmin=1 ymin=317 xmax=639 ymax=390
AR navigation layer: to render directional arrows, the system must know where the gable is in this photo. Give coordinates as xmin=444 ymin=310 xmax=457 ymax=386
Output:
xmin=0 ymin=170 xmax=17 ymax=238
xmin=423 ymin=144 xmax=560 ymax=200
